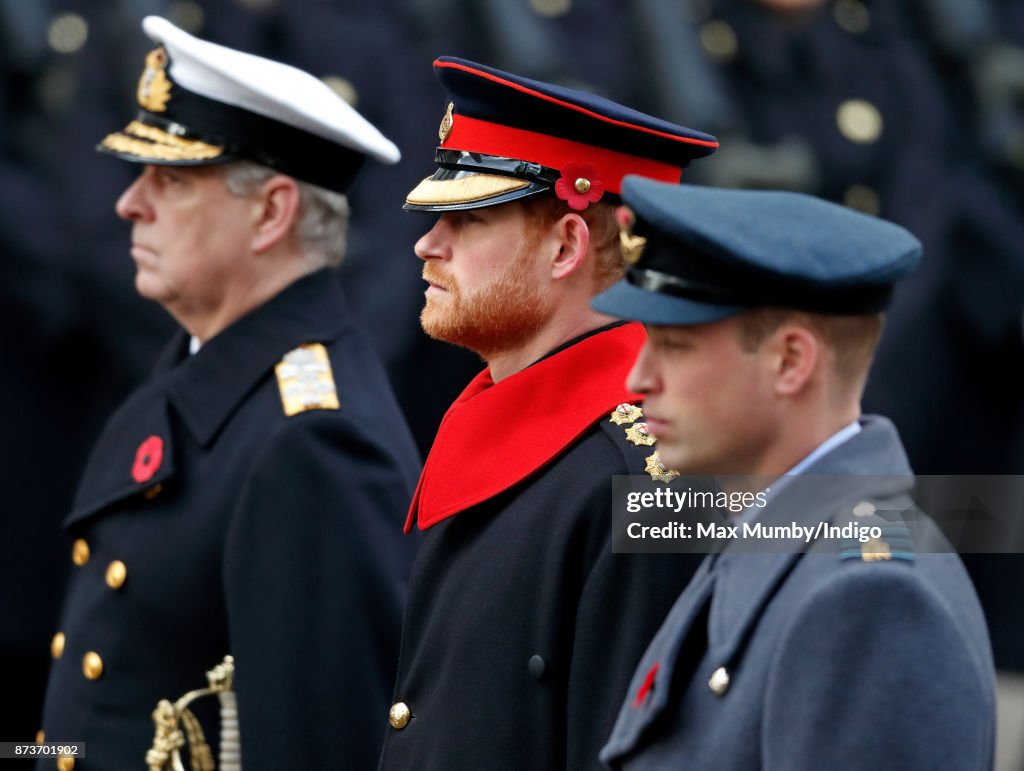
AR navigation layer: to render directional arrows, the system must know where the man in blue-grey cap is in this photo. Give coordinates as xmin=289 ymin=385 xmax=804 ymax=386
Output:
xmin=595 ymin=178 xmax=995 ymax=770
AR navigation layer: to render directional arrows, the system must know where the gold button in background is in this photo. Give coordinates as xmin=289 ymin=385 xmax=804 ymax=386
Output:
xmin=71 ymin=539 xmax=89 ymax=566
xmin=700 ymin=20 xmax=738 ymax=63
xmin=50 ymin=631 xmax=65 ymax=660
xmin=105 ymin=560 xmax=127 ymax=590
xmin=389 ymin=701 xmax=411 ymax=729
xmin=57 ymin=757 xmax=75 ymax=771
xmin=834 ymin=0 xmax=870 ymax=34
xmin=836 ymin=99 xmax=883 ymax=144
xmin=82 ymin=651 xmax=103 ymax=680
xmin=321 ymin=76 xmax=358 ymax=108
xmin=843 ymin=184 xmax=881 ymax=216
xmin=35 ymin=729 xmax=44 ymax=744
xmin=530 ymin=0 xmax=572 ymax=18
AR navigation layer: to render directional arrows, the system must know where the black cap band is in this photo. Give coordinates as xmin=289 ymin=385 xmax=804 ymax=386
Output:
xmin=141 ymin=85 xmax=366 ymax=193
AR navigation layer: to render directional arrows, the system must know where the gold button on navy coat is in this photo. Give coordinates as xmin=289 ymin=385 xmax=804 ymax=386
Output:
xmin=39 ymin=271 xmax=420 ymax=770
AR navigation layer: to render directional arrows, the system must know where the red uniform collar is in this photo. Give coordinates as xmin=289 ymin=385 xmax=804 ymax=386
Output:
xmin=406 ymin=322 xmax=646 ymax=532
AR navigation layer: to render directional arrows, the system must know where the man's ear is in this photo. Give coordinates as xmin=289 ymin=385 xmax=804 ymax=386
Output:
xmin=251 ymin=175 xmax=301 ymax=254
xmin=549 ymin=212 xmax=591 ymax=280
xmin=768 ymin=323 xmax=821 ymax=396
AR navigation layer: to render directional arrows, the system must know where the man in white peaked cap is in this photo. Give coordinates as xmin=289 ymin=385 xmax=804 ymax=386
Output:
xmin=37 ymin=17 xmax=420 ymax=770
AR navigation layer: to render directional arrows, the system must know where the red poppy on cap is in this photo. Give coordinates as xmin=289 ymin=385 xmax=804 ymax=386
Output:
xmin=132 ymin=435 xmax=164 ymax=483
xmin=555 ymin=162 xmax=605 ymax=211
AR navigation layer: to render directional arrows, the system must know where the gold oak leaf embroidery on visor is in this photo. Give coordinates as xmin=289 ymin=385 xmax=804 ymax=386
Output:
xmin=100 ymin=120 xmax=224 ymax=162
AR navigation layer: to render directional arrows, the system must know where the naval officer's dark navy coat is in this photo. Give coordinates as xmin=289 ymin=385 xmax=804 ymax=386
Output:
xmin=601 ymin=416 xmax=995 ymax=770
xmin=378 ymin=323 xmax=703 ymax=771
xmin=39 ymin=268 xmax=420 ymax=770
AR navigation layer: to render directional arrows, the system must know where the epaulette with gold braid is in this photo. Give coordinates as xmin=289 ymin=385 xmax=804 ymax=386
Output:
xmin=275 ymin=343 xmax=339 ymax=416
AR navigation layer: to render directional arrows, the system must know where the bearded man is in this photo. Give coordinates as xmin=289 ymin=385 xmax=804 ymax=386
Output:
xmin=377 ymin=57 xmax=718 ymax=770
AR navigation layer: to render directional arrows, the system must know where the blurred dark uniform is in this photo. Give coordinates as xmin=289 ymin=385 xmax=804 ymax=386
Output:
xmin=0 ymin=1 xmax=174 ymax=744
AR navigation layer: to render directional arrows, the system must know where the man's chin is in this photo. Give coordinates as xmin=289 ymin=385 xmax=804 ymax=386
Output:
xmin=654 ymin=444 xmax=686 ymax=475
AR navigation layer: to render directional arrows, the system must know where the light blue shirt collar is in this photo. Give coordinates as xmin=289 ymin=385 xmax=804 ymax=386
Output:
xmin=737 ymin=419 xmax=862 ymax=522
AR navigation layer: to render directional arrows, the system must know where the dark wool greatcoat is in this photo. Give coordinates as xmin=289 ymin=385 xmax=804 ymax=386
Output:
xmin=378 ymin=323 xmax=703 ymax=770
xmin=602 ymin=417 xmax=995 ymax=771
xmin=39 ymin=269 xmax=420 ymax=770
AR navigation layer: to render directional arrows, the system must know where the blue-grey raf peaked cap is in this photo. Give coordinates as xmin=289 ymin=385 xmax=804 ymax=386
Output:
xmin=592 ymin=177 xmax=922 ymax=325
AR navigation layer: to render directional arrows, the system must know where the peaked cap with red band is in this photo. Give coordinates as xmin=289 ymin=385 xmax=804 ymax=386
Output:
xmin=405 ymin=56 xmax=718 ymax=212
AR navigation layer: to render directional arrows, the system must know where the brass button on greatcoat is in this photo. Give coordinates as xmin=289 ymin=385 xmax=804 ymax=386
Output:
xmin=82 ymin=651 xmax=104 ymax=680
xmin=57 ymin=757 xmax=75 ymax=771
xmin=50 ymin=631 xmax=65 ymax=660
xmin=35 ymin=729 xmax=44 ymax=744
xmin=71 ymin=539 xmax=90 ymax=566
xmin=389 ymin=701 xmax=411 ymax=729
xmin=105 ymin=560 xmax=128 ymax=590
xmin=143 ymin=483 xmax=162 ymax=500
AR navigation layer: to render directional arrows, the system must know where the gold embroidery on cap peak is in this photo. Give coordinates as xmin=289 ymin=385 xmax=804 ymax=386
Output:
xmin=100 ymin=133 xmax=223 ymax=162
xmin=439 ymin=102 xmax=455 ymax=143
xmin=137 ymin=47 xmax=172 ymax=113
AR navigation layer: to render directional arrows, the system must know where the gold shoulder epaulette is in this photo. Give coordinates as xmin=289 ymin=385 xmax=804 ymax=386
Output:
xmin=274 ymin=343 xmax=340 ymax=416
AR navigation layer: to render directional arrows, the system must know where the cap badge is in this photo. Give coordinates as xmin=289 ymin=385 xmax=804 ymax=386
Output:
xmin=555 ymin=162 xmax=604 ymax=211
xmin=616 ymin=206 xmax=647 ymax=265
xmin=625 ymin=422 xmax=656 ymax=447
xmin=645 ymin=451 xmax=680 ymax=484
xmin=609 ymin=403 xmax=643 ymax=425
xmin=132 ymin=435 xmax=164 ymax=484
xmin=439 ymin=102 xmax=454 ymax=144
xmin=137 ymin=47 xmax=172 ymax=113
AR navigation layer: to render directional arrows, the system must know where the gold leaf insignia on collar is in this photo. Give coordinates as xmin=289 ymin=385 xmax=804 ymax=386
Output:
xmin=439 ymin=102 xmax=454 ymax=143
xmin=137 ymin=47 xmax=172 ymax=113
xmin=275 ymin=343 xmax=339 ymax=416
xmin=617 ymin=205 xmax=647 ymax=265
xmin=609 ymin=403 xmax=643 ymax=425
xmin=644 ymin=451 xmax=679 ymax=484
xmin=625 ymin=422 xmax=656 ymax=447
xmin=861 ymin=537 xmax=892 ymax=562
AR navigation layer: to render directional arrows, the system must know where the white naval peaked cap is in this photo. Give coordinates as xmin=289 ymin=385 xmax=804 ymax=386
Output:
xmin=99 ymin=15 xmax=400 ymax=193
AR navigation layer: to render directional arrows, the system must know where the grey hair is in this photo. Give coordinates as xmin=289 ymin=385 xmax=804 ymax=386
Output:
xmin=222 ymin=160 xmax=350 ymax=268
